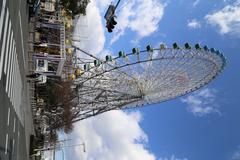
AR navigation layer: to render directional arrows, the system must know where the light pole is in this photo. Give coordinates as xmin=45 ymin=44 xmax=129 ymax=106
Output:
xmin=34 ymin=142 xmax=86 ymax=152
xmin=59 ymin=143 xmax=86 ymax=153
xmin=60 ymin=148 xmax=64 ymax=160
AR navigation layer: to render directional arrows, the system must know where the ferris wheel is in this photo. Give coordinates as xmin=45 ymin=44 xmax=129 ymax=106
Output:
xmin=69 ymin=43 xmax=226 ymax=121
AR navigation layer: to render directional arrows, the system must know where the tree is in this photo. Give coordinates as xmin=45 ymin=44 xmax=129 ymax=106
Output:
xmin=60 ymin=0 xmax=91 ymax=16
xmin=36 ymin=80 xmax=79 ymax=134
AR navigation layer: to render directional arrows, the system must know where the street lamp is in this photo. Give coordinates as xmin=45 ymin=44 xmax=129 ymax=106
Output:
xmin=82 ymin=142 xmax=86 ymax=153
xmin=34 ymin=142 xmax=86 ymax=152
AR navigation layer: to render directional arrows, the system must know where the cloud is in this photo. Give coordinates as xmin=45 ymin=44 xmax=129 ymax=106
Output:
xmin=74 ymin=0 xmax=165 ymax=54
xmin=66 ymin=110 xmax=156 ymax=160
xmin=193 ymin=0 xmax=200 ymax=7
xmin=187 ymin=19 xmax=201 ymax=29
xmin=232 ymin=152 xmax=240 ymax=160
xmin=181 ymin=88 xmax=220 ymax=117
xmin=96 ymin=0 xmax=112 ymax=10
xmin=74 ymin=0 xmax=105 ymax=58
xmin=159 ymin=155 xmax=188 ymax=160
xmin=205 ymin=1 xmax=240 ymax=35
xmin=232 ymin=147 xmax=240 ymax=160
xmin=110 ymin=0 xmax=165 ymax=44
xmin=71 ymin=2 xmax=158 ymax=158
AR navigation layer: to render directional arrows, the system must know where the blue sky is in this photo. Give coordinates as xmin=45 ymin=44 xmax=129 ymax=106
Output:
xmin=56 ymin=0 xmax=240 ymax=160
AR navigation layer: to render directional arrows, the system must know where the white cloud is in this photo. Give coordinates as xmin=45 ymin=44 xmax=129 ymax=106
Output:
xmin=96 ymin=0 xmax=112 ymax=10
xmin=110 ymin=0 xmax=165 ymax=44
xmin=193 ymin=0 xmax=200 ymax=7
xmin=74 ymin=0 xmax=105 ymax=58
xmin=159 ymin=155 xmax=188 ymax=160
xmin=181 ymin=88 xmax=220 ymax=117
xmin=74 ymin=0 xmax=165 ymax=56
xmin=66 ymin=110 xmax=156 ymax=160
xmin=232 ymin=152 xmax=240 ymax=160
xmin=232 ymin=147 xmax=240 ymax=160
xmin=187 ymin=19 xmax=201 ymax=29
xmin=205 ymin=1 xmax=240 ymax=35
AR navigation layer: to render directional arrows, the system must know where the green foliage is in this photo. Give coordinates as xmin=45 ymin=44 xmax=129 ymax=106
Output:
xmin=60 ymin=0 xmax=91 ymax=16
xmin=36 ymin=80 xmax=77 ymax=134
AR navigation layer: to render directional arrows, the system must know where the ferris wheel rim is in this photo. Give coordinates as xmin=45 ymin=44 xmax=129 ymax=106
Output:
xmin=78 ymin=46 xmax=226 ymax=83
xmin=80 ymin=48 xmax=225 ymax=70
xmin=72 ymin=43 xmax=226 ymax=120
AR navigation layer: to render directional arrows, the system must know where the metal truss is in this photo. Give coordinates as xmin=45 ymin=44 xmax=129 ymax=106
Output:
xmin=71 ymin=45 xmax=226 ymax=121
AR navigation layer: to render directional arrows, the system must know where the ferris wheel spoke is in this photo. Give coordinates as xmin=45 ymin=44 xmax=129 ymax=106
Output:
xmin=155 ymin=57 xmax=213 ymax=95
xmin=70 ymin=44 xmax=226 ymax=120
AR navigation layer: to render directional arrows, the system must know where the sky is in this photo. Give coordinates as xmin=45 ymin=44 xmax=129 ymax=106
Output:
xmin=56 ymin=0 xmax=240 ymax=160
